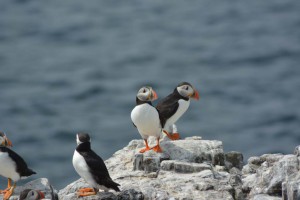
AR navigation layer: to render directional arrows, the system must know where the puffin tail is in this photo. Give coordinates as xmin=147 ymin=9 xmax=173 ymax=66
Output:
xmin=24 ymin=168 xmax=36 ymax=177
xmin=109 ymin=180 xmax=121 ymax=192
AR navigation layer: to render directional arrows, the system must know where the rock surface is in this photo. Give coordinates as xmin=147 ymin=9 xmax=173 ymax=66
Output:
xmin=3 ymin=136 xmax=300 ymax=200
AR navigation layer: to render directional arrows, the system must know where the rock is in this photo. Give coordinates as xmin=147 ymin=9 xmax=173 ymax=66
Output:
xmin=242 ymin=153 xmax=300 ymax=199
xmin=282 ymin=174 xmax=300 ymax=200
xmin=2 ymin=178 xmax=58 ymax=200
xmin=117 ymin=189 xmax=144 ymax=200
xmin=133 ymin=151 xmax=170 ymax=172
xmin=160 ymin=160 xmax=211 ymax=173
xmin=251 ymin=194 xmax=281 ymax=200
xmin=225 ymin=151 xmax=244 ymax=170
xmin=57 ymin=136 xmax=300 ymax=200
xmin=294 ymin=145 xmax=300 ymax=156
xmin=59 ymin=137 xmax=233 ymax=199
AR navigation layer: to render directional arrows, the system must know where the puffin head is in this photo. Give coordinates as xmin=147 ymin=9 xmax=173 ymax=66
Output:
xmin=19 ymin=189 xmax=45 ymax=200
xmin=176 ymin=82 xmax=200 ymax=100
xmin=136 ymin=86 xmax=158 ymax=102
xmin=76 ymin=133 xmax=91 ymax=145
xmin=0 ymin=131 xmax=13 ymax=147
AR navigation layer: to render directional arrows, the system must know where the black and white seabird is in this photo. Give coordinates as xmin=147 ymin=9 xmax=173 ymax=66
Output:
xmin=19 ymin=189 xmax=45 ymax=200
xmin=156 ymin=82 xmax=200 ymax=140
xmin=72 ymin=133 xmax=120 ymax=197
xmin=0 ymin=132 xmax=36 ymax=200
xmin=131 ymin=86 xmax=163 ymax=153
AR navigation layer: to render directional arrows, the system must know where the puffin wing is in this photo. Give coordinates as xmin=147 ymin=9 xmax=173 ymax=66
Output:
xmin=81 ymin=150 xmax=120 ymax=191
xmin=156 ymin=94 xmax=179 ymax=128
xmin=0 ymin=147 xmax=36 ymax=177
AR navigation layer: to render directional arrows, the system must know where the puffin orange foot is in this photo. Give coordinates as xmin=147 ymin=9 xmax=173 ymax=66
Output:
xmin=170 ymin=132 xmax=180 ymax=140
xmin=0 ymin=188 xmax=9 ymax=194
xmin=3 ymin=186 xmax=15 ymax=200
xmin=77 ymin=188 xmax=96 ymax=197
xmin=139 ymin=146 xmax=151 ymax=153
xmin=78 ymin=188 xmax=95 ymax=193
xmin=163 ymin=130 xmax=180 ymax=140
xmin=152 ymin=145 xmax=162 ymax=153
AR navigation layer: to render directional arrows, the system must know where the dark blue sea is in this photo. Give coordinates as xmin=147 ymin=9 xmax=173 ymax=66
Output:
xmin=0 ymin=0 xmax=300 ymax=189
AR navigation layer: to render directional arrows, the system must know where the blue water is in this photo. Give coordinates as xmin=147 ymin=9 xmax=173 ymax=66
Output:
xmin=0 ymin=0 xmax=300 ymax=189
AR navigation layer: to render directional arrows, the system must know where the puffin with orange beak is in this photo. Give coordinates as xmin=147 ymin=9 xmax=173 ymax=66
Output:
xmin=19 ymin=189 xmax=45 ymax=200
xmin=0 ymin=131 xmax=36 ymax=200
xmin=0 ymin=132 xmax=12 ymax=148
xmin=131 ymin=86 xmax=163 ymax=153
xmin=156 ymin=82 xmax=200 ymax=140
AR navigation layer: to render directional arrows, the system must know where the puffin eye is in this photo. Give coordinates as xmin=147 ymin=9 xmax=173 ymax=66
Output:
xmin=31 ymin=191 xmax=35 ymax=196
xmin=143 ymin=89 xmax=146 ymax=93
xmin=185 ymin=86 xmax=189 ymax=90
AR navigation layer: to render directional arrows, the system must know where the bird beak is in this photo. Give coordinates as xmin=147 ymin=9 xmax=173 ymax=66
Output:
xmin=38 ymin=191 xmax=45 ymax=199
xmin=191 ymin=89 xmax=200 ymax=100
xmin=150 ymin=89 xmax=158 ymax=101
xmin=4 ymin=136 xmax=13 ymax=147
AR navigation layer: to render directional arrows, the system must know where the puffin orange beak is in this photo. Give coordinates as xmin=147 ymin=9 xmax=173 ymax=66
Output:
xmin=38 ymin=191 xmax=45 ymax=199
xmin=191 ymin=89 xmax=200 ymax=100
xmin=5 ymin=136 xmax=13 ymax=147
xmin=151 ymin=90 xmax=158 ymax=101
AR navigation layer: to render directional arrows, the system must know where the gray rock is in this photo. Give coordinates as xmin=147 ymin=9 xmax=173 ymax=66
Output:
xmin=57 ymin=136 xmax=300 ymax=200
xmin=159 ymin=137 xmax=224 ymax=165
xmin=243 ymin=153 xmax=300 ymax=199
xmin=282 ymin=174 xmax=300 ymax=200
xmin=117 ymin=189 xmax=144 ymax=200
xmin=59 ymin=137 xmax=232 ymax=200
xmin=225 ymin=151 xmax=243 ymax=170
xmin=161 ymin=160 xmax=211 ymax=173
xmin=251 ymin=194 xmax=281 ymax=200
xmin=294 ymin=145 xmax=300 ymax=156
xmin=133 ymin=151 xmax=170 ymax=173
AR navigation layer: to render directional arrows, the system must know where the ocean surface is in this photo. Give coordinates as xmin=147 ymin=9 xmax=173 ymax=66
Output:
xmin=0 ymin=0 xmax=300 ymax=189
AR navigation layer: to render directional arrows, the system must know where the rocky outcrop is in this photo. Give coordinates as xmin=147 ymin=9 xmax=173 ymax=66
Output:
xmin=59 ymin=136 xmax=237 ymax=200
xmin=242 ymin=152 xmax=300 ymax=200
xmin=3 ymin=138 xmax=300 ymax=200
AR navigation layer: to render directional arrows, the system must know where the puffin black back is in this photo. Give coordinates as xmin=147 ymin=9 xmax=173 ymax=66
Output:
xmin=0 ymin=146 xmax=36 ymax=176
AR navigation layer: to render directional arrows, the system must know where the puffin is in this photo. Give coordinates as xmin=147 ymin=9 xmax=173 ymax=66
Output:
xmin=72 ymin=133 xmax=120 ymax=197
xmin=0 ymin=131 xmax=36 ymax=200
xmin=131 ymin=86 xmax=163 ymax=153
xmin=156 ymin=82 xmax=200 ymax=140
xmin=19 ymin=189 xmax=45 ymax=200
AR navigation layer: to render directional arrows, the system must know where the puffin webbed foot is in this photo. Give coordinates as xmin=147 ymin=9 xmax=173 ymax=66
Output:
xmin=3 ymin=184 xmax=16 ymax=200
xmin=0 ymin=188 xmax=9 ymax=194
xmin=140 ymin=139 xmax=152 ymax=153
xmin=139 ymin=146 xmax=151 ymax=153
xmin=152 ymin=145 xmax=162 ymax=153
xmin=77 ymin=188 xmax=97 ymax=197
xmin=163 ymin=130 xmax=180 ymax=140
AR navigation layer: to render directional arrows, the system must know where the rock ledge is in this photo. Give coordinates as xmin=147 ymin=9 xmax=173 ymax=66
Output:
xmin=3 ymin=138 xmax=300 ymax=200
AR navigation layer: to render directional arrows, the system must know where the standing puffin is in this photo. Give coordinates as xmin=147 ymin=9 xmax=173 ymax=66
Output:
xmin=0 ymin=132 xmax=36 ymax=200
xmin=156 ymin=82 xmax=200 ymax=140
xmin=72 ymin=133 xmax=120 ymax=197
xmin=131 ymin=86 xmax=163 ymax=153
